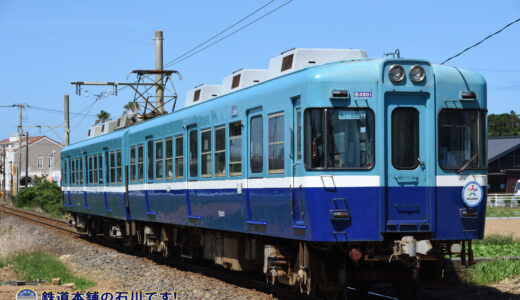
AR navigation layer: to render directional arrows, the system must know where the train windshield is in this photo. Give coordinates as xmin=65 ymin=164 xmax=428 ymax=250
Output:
xmin=304 ymin=108 xmax=374 ymax=169
xmin=439 ymin=109 xmax=487 ymax=171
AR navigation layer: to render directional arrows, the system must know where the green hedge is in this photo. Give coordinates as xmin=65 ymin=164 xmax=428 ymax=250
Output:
xmin=13 ymin=177 xmax=63 ymax=216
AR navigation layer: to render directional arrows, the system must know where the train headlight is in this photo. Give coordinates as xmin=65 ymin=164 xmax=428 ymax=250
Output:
xmin=409 ymin=65 xmax=425 ymax=82
xmin=388 ymin=65 xmax=405 ymax=82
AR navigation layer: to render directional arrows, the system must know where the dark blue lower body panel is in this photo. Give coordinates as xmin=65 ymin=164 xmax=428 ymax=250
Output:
xmin=63 ymin=185 xmax=485 ymax=242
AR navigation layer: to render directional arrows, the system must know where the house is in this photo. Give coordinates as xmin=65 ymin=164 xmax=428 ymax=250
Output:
xmin=488 ymin=136 xmax=520 ymax=193
xmin=0 ymin=135 xmax=63 ymax=194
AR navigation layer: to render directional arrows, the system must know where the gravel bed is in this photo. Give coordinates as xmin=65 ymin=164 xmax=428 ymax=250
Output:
xmin=1 ymin=215 xmax=272 ymax=300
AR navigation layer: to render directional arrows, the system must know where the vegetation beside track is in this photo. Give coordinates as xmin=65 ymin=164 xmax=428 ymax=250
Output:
xmin=0 ymin=252 xmax=93 ymax=289
xmin=486 ymin=207 xmax=520 ymax=218
xmin=13 ymin=177 xmax=64 ymax=217
xmin=466 ymin=235 xmax=520 ymax=284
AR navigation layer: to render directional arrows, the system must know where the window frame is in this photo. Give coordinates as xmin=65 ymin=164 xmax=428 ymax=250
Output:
xmin=229 ymin=121 xmax=242 ymax=176
xmin=214 ymin=126 xmax=226 ymax=177
xmin=437 ymin=108 xmax=487 ymax=171
xmin=175 ymin=135 xmax=184 ymax=179
xmin=268 ymin=112 xmax=285 ymax=174
xmin=165 ymin=137 xmax=173 ymax=180
xmin=130 ymin=145 xmax=136 ymax=183
xmin=37 ymin=155 xmax=43 ymax=169
xmin=303 ymin=107 xmax=376 ymax=171
xmin=250 ymin=115 xmax=263 ymax=174
xmin=200 ymin=129 xmax=212 ymax=178
xmin=155 ymin=138 xmax=164 ymax=181
xmin=391 ymin=107 xmax=420 ymax=170
xmin=189 ymin=129 xmax=198 ymax=178
xmin=137 ymin=144 xmax=144 ymax=182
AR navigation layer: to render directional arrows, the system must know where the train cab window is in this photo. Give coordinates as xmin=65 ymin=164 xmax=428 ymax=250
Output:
xmin=175 ymin=135 xmax=184 ymax=179
xmin=305 ymin=108 xmax=374 ymax=170
xmin=201 ymin=129 xmax=212 ymax=177
xmin=439 ymin=109 xmax=486 ymax=170
xmin=215 ymin=126 xmax=226 ymax=177
xmin=147 ymin=140 xmax=154 ymax=181
xmin=156 ymin=139 xmax=164 ymax=180
xmin=165 ymin=137 xmax=173 ymax=180
xmin=98 ymin=153 xmax=103 ymax=185
xmin=130 ymin=146 xmax=136 ymax=183
xmin=110 ymin=151 xmax=116 ymax=184
xmin=229 ymin=122 xmax=242 ymax=176
xmin=268 ymin=113 xmax=284 ymax=173
xmin=137 ymin=144 xmax=144 ymax=182
xmin=116 ymin=150 xmax=122 ymax=184
xmin=189 ymin=130 xmax=198 ymax=178
xmin=392 ymin=108 xmax=419 ymax=169
xmin=250 ymin=116 xmax=263 ymax=173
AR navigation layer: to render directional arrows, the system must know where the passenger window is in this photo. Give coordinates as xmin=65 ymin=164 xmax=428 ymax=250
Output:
xmin=156 ymin=139 xmax=163 ymax=180
xmin=165 ymin=137 xmax=173 ymax=180
xmin=98 ymin=153 xmax=103 ymax=184
xmin=201 ymin=129 xmax=212 ymax=177
xmin=147 ymin=140 xmax=154 ymax=181
xmin=189 ymin=130 xmax=198 ymax=178
xmin=214 ymin=126 xmax=226 ymax=177
xmin=250 ymin=116 xmax=263 ymax=173
xmin=79 ymin=158 xmax=83 ymax=185
xmin=130 ymin=146 xmax=136 ymax=183
xmin=137 ymin=144 xmax=144 ymax=182
xmin=175 ymin=135 xmax=184 ymax=179
xmin=110 ymin=151 xmax=116 ymax=184
xmin=88 ymin=156 xmax=93 ymax=184
xmin=229 ymin=122 xmax=242 ymax=176
xmin=268 ymin=113 xmax=284 ymax=173
xmin=93 ymin=155 xmax=98 ymax=184
xmin=105 ymin=152 xmax=109 ymax=184
xmin=392 ymin=108 xmax=419 ymax=169
xmin=116 ymin=150 xmax=122 ymax=184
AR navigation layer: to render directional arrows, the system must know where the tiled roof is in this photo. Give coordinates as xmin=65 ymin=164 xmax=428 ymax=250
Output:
xmin=488 ymin=136 xmax=520 ymax=162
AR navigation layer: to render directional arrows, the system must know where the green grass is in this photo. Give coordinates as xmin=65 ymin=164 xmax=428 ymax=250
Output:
xmin=0 ymin=252 xmax=94 ymax=290
xmin=486 ymin=207 xmax=520 ymax=218
xmin=472 ymin=234 xmax=520 ymax=257
xmin=467 ymin=259 xmax=520 ymax=284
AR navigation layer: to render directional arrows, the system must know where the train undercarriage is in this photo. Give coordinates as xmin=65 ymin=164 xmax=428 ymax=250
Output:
xmin=69 ymin=213 xmax=464 ymax=299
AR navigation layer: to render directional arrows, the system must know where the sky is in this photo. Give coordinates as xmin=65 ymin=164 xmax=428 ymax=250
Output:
xmin=0 ymin=0 xmax=519 ymax=144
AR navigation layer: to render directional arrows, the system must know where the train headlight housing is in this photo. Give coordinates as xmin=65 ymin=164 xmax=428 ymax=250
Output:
xmin=409 ymin=65 xmax=425 ymax=82
xmin=388 ymin=65 xmax=405 ymax=82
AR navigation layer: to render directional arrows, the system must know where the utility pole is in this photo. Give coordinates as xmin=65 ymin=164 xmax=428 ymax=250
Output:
xmin=155 ymin=30 xmax=164 ymax=113
xmin=13 ymin=103 xmax=26 ymax=194
xmin=64 ymin=95 xmax=70 ymax=146
xmin=25 ymin=132 xmax=29 ymax=188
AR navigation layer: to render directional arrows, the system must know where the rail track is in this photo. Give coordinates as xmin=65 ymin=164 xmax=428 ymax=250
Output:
xmin=0 ymin=204 xmax=395 ymax=299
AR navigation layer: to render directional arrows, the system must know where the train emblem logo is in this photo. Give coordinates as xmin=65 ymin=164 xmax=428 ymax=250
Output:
xmin=462 ymin=181 xmax=483 ymax=207
xmin=16 ymin=289 xmax=37 ymax=300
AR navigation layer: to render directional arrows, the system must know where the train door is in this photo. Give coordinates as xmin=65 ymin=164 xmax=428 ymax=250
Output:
xmin=384 ymin=93 xmax=434 ymax=232
xmin=291 ymin=97 xmax=305 ymax=227
xmin=246 ymin=107 xmax=268 ymax=226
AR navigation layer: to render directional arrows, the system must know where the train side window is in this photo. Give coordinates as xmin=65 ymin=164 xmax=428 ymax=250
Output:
xmin=392 ymin=108 xmax=419 ymax=169
xmin=147 ymin=140 xmax=154 ymax=181
xmin=130 ymin=146 xmax=136 ymax=183
xmin=189 ymin=130 xmax=198 ymax=178
xmin=93 ymin=155 xmax=98 ymax=184
xmin=250 ymin=115 xmax=263 ymax=173
xmin=105 ymin=151 xmax=109 ymax=184
xmin=156 ymin=139 xmax=164 ymax=180
xmin=201 ymin=129 xmax=212 ymax=177
xmin=71 ymin=159 xmax=75 ymax=185
xmin=88 ymin=156 xmax=93 ymax=185
xmin=229 ymin=122 xmax=242 ymax=176
xmin=165 ymin=137 xmax=173 ymax=180
xmin=110 ymin=151 xmax=116 ymax=184
xmin=175 ymin=135 xmax=184 ymax=179
xmin=98 ymin=153 xmax=103 ymax=185
xmin=79 ymin=158 xmax=83 ymax=185
xmin=214 ymin=126 xmax=226 ymax=177
xmin=137 ymin=144 xmax=144 ymax=182
xmin=116 ymin=150 xmax=122 ymax=184
xmin=268 ymin=112 xmax=284 ymax=173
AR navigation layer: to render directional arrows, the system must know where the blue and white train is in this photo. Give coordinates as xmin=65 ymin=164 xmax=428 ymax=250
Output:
xmin=62 ymin=48 xmax=487 ymax=298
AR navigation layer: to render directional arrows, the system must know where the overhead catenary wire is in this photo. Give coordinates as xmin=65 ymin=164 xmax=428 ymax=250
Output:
xmin=163 ymin=0 xmax=276 ymax=69
xmin=442 ymin=17 xmax=520 ymax=65
xmin=168 ymin=0 xmax=294 ymax=67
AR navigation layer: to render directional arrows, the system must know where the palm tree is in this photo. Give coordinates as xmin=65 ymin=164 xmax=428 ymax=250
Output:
xmin=123 ymin=101 xmax=140 ymax=114
xmin=95 ymin=110 xmax=110 ymax=124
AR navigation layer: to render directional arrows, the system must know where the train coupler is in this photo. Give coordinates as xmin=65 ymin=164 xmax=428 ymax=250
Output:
xmin=393 ymin=236 xmax=432 ymax=258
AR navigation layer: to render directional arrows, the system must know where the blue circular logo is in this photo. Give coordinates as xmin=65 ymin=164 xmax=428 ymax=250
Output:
xmin=16 ymin=288 xmax=37 ymax=300
xmin=462 ymin=181 xmax=483 ymax=207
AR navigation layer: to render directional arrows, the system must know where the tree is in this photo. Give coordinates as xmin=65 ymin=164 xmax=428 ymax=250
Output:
xmin=123 ymin=101 xmax=139 ymax=114
xmin=95 ymin=110 xmax=110 ymax=124
xmin=488 ymin=111 xmax=520 ymax=137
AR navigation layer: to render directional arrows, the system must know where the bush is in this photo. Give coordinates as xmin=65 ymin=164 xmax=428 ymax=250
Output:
xmin=13 ymin=177 xmax=63 ymax=216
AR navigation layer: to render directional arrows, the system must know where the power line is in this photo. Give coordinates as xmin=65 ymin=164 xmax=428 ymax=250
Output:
xmin=164 ymin=0 xmax=276 ymax=69
xmin=442 ymin=18 xmax=520 ymax=65
xmin=26 ymin=105 xmax=96 ymax=117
